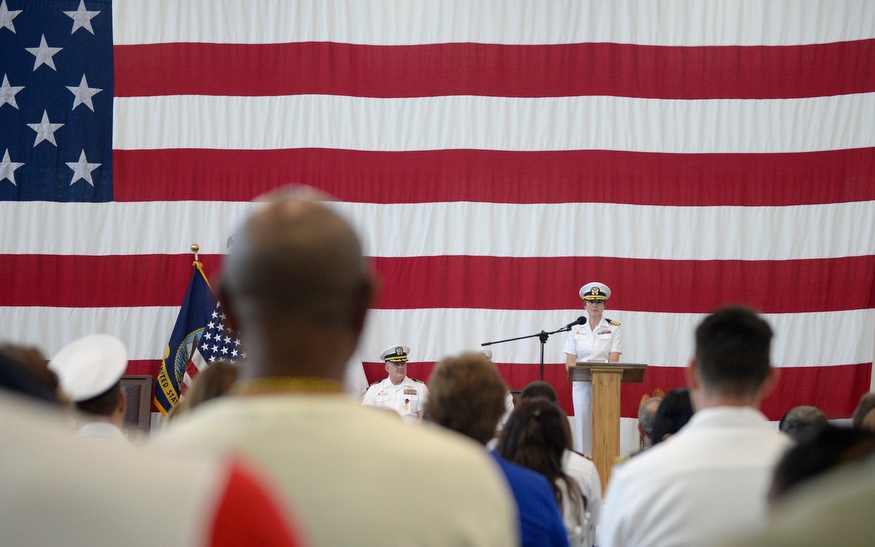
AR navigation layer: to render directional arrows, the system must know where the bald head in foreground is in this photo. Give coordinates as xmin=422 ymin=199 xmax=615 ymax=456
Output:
xmin=220 ymin=196 xmax=373 ymax=380
xmin=153 ymin=193 xmax=517 ymax=546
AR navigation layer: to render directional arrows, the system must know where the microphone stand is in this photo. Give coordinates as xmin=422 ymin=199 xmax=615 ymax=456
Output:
xmin=481 ymin=323 xmax=575 ymax=381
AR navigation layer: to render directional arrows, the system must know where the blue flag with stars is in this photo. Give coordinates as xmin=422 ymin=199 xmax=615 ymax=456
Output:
xmin=155 ymin=262 xmax=216 ymax=416
xmin=0 ymin=0 xmax=112 ymax=201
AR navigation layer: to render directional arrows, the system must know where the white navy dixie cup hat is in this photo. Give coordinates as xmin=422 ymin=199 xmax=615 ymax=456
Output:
xmin=579 ymin=281 xmax=611 ymax=301
xmin=48 ymin=334 xmax=128 ymax=402
xmin=380 ymin=345 xmax=410 ymax=363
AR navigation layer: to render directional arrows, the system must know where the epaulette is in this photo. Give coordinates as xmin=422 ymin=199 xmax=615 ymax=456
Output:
xmin=368 ymin=379 xmax=381 ymax=387
xmin=607 ymin=318 xmax=620 ymax=326
xmin=410 ymin=377 xmax=426 ymax=384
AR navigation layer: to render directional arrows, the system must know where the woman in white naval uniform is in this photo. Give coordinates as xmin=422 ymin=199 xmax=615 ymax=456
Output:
xmin=563 ymin=282 xmax=623 ymax=455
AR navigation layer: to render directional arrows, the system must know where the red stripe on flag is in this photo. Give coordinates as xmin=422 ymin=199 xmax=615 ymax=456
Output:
xmin=0 ymin=254 xmax=222 ymax=307
xmin=621 ymin=363 xmax=872 ymax=421
xmin=114 ymin=40 xmax=875 ymax=99
xmin=114 ymin=147 xmax=875 ymax=206
xmin=373 ymin=255 xmax=875 ymax=314
xmin=127 ymin=359 xmax=163 ymax=379
xmin=5 ymin=254 xmax=875 ymax=313
xmin=363 ymin=361 xmax=872 ymax=421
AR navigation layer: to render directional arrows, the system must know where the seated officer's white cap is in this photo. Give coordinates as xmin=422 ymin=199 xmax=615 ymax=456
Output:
xmin=478 ymin=349 xmax=493 ymax=361
xmin=48 ymin=334 xmax=128 ymax=402
xmin=579 ymin=281 xmax=611 ymax=301
xmin=380 ymin=345 xmax=410 ymax=363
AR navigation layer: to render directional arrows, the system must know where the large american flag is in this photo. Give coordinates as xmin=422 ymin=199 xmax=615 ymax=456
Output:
xmin=2 ymin=0 xmax=874 ymax=420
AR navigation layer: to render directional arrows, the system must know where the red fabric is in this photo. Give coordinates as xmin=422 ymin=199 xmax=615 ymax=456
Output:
xmin=209 ymin=462 xmax=305 ymax=547
xmin=114 ymin=147 xmax=875 ymax=206
xmin=6 ymin=253 xmax=875 ymax=312
xmin=114 ymin=40 xmax=875 ymax=99
xmin=363 ymin=361 xmax=872 ymax=422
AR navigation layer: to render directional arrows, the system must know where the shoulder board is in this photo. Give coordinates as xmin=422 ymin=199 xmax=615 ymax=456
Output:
xmin=368 ymin=380 xmax=381 ymax=387
xmin=607 ymin=318 xmax=621 ymax=326
xmin=578 ymin=451 xmax=593 ymax=461
xmin=410 ymin=378 xmax=426 ymax=384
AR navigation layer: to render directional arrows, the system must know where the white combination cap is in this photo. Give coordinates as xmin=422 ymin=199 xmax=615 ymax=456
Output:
xmin=48 ymin=334 xmax=128 ymax=402
xmin=579 ymin=281 xmax=611 ymax=301
xmin=380 ymin=345 xmax=410 ymax=363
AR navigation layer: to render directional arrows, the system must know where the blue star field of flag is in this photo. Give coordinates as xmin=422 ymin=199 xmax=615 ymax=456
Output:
xmin=0 ymin=0 xmax=113 ymax=201
xmin=198 ymin=303 xmax=246 ymax=365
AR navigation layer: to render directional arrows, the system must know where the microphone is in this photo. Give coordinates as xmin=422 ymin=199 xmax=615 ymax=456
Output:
xmin=565 ymin=316 xmax=587 ymax=329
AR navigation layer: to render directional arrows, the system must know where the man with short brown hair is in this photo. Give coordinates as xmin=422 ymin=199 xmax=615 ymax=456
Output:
xmin=601 ymin=305 xmax=792 ymax=546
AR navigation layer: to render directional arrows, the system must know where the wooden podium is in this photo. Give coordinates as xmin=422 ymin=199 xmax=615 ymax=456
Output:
xmin=568 ymin=362 xmax=647 ymax=492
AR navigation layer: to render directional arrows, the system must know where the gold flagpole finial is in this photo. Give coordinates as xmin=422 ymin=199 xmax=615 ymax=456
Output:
xmin=191 ymin=243 xmax=200 ymax=263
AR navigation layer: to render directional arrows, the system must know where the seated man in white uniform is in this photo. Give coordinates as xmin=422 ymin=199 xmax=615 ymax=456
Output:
xmin=48 ymin=334 xmax=130 ymax=442
xmin=362 ymin=345 xmax=429 ymax=423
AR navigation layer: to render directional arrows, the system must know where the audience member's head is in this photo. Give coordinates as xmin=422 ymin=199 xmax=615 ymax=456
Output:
xmin=498 ymin=397 xmax=586 ymax=511
xmin=638 ymin=396 xmax=662 ymax=448
xmin=779 ymin=405 xmax=828 ymax=443
xmin=219 ymin=191 xmax=375 ymax=381
xmin=690 ymin=305 xmax=776 ymax=408
xmin=517 ymin=380 xmax=577 ymax=451
xmin=424 ymin=352 xmax=507 ymax=445
xmin=768 ymin=425 xmax=875 ymax=507
xmin=48 ymin=334 xmax=128 ymax=424
xmin=168 ymin=361 xmax=239 ymax=422
xmin=0 ymin=345 xmax=63 ymax=404
xmin=851 ymin=392 xmax=875 ymax=430
xmin=650 ymin=388 xmax=694 ymax=445
xmin=520 ymin=380 xmax=558 ymax=402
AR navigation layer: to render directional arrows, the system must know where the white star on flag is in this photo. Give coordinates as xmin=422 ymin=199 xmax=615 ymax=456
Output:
xmin=26 ymin=34 xmax=63 ymax=71
xmin=27 ymin=110 xmax=64 ymax=147
xmin=66 ymin=74 xmax=102 ymax=111
xmin=0 ymin=0 xmax=22 ymax=33
xmin=0 ymin=74 xmax=24 ymax=109
xmin=0 ymin=149 xmax=24 ymax=185
xmin=64 ymin=0 xmax=100 ymax=35
xmin=65 ymin=150 xmax=101 ymax=186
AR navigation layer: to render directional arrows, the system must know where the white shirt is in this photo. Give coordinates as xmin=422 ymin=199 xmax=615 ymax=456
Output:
xmin=1 ymin=394 xmax=298 ymax=546
xmin=361 ymin=376 xmax=429 ymax=423
xmin=600 ymin=406 xmax=792 ymax=547
xmin=563 ymin=317 xmax=623 ymax=363
xmin=564 ymin=449 xmax=602 ymax=545
xmin=78 ymin=421 xmax=129 ymax=442
xmin=153 ymin=394 xmax=518 ymax=547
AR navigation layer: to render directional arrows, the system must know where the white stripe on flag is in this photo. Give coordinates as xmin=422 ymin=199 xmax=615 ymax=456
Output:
xmin=3 ymin=200 xmax=873 ymax=261
xmin=3 ymin=306 xmax=871 ymax=368
xmin=114 ymin=93 xmax=875 ymax=153
xmin=114 ymin=0 xmax=875 ymax=46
